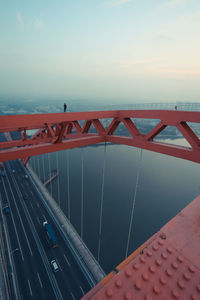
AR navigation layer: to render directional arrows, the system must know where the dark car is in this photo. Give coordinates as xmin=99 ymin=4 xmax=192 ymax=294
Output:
xmin=3 ymin=204 xmax=10 ymax=214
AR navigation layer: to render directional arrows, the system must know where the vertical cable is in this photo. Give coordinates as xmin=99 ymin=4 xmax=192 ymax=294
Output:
xmin=97 ymin=143 xmax=107 ymax=263
xmin=48 ymin=152 xmax=52 ymax=196
xmin=81 ymin=148 xmax=84 ymax=239
xmin=125 ymin=149 xmax=143 ymax=258
xmin=67 ymin=150 xmax=70 ymax=220
xmin=37 ymin=155 xmax=41 ymax=180
xmin=56 ymin=151 xmax=60 ymax=207
xmin=42 ymin=154 xmax=45 ymax=184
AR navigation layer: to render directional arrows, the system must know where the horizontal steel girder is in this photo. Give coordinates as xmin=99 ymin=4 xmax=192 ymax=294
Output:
xmin=0 ymin=110 xmax=200 ymax=164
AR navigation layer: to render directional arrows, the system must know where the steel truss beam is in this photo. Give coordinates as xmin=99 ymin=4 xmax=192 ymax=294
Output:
xmin=1 ymin=110 xmax=200 ymax=164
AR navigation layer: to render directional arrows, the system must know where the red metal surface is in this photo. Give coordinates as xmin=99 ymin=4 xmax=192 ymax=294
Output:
xmin=82 ymin=195 xmax=200 ymax=300
xmin=1 ymin=110 xmax=200 ymax=163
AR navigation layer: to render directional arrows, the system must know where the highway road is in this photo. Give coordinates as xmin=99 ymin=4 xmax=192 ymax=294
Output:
xmin=0 ymin=145 xmax=92 ymax=299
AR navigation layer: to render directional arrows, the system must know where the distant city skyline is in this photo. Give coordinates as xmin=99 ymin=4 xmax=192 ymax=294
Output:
xmin=1 ymin=0 xmax=200 ymax=103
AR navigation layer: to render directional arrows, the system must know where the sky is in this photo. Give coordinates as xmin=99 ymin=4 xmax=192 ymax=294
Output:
xmin=0 ymin=0 xmax=200 ymax=103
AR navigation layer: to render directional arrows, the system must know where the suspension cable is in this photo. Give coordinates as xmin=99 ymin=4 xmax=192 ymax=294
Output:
xmin=48 ymin=152 xmax=52 ymax=196
xmin=37 ymin=155 xmax=41 ymax=180
xmin=81 ymin=148 xmax=84 ymax=239
xmin=97 ymin=142 xmax=107 ymax=263
xmin=56 ymin=151 xmax=60 ymax=207
xmin=125 ymin=149 xmax=143 ymax=258
xmin=67 ymin=150 xmax=70 ymax=220
xmin=42 ymin=154 xmax=45 ymax=184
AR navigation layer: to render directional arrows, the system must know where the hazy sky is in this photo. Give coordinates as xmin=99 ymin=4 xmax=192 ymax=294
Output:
xmin=1 ymin=0 xmax=200 ymax=103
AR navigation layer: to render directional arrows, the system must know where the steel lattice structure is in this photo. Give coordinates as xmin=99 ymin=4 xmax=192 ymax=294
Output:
xmin=1 ymin=110 xmax=200 ymax=164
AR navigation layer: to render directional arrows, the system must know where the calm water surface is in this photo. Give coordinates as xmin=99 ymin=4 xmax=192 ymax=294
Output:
xmin=30 ymin=139 xmax=200 ymax=274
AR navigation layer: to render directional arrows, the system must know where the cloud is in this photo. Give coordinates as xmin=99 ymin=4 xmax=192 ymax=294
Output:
xmin=17 ymin=12 xmax=22 ymax=24
xmin=111 ymin=0 xmax=132 ymax=7
xmin=34 ymin=19 xmax=44 ymax=30
xmin=158 ymin=0 xmax=190 ymax=10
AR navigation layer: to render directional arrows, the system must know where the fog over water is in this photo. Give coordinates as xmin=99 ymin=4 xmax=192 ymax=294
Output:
xmin=30 ymin=139 xmax=200 ymax=274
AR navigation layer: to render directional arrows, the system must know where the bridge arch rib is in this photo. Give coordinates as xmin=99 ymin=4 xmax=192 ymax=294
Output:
xmin=0 ymin=110 xmax=200 ymax=164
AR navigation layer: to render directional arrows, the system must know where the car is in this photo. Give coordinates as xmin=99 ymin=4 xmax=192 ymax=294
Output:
xmin=3 ymin=204 xmax=10 ymax=214
xmin=24 ymin=174 xmax=28 ymax=179
xmin=50 ymin=260 xmax=59 ymax=272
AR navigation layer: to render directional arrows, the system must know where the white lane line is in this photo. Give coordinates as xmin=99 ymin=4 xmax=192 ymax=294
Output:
xmin=36 ymin=202 xmax=40 ymax=208
xmin=5 ymin=166 xmax=34 ymax=257
xmin=36 ymin=217 xmax=40 ymax=225
xmin=30 ymin=191 xmax=33 ymax=196
xmin=37 ymin=272 xmax=43 ymax=288
xmin=30 ymin=202 xmax=33 ymax=209
xmin=80 ymin=286 xmax=84 ymax=295
xmin=63 ymin=254 xmax=71 ymax=266
xmin=1 ymin=178 xmax=24 ymax=261
xmin=42 ymin=214 xmax=46 ymax=221
xmin=28 ymin=279 xmax=33 ymax=296
xmin=70 ymin=292 xmax=75 ymax=300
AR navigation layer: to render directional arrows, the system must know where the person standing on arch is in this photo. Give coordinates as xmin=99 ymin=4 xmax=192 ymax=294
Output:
xmin=64 ymin=103 xmax=67 ymax=112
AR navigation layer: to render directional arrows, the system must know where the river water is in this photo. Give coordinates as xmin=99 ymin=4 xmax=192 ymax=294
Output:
xmin=29 ymin=139 xmax=200 ymax=274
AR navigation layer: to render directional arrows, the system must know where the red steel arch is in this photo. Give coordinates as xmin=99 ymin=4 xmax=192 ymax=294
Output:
xmin=1 ymin=110 xmax=200 ymax=164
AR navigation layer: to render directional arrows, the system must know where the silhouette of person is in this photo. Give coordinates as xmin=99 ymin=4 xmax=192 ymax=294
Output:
xmin=64 ymin=103 xmax=67 ymax=112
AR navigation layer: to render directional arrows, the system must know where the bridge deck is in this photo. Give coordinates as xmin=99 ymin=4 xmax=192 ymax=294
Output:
xmin=82 ymin=195 xmax=200 ymax=299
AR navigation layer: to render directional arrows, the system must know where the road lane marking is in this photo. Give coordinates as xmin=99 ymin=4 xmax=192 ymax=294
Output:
xmin=30 ymin=202 xmax=33 ymax=209
xmin=36 ymin=202 xmax=40 ymax=208
xmin=70 ymin=292 xmax=75 ymax=300
xmin=36 ymin=217 xmax=40 ymax=225
xmin=1 ymin=177 xmax=24 ymax=261
xmin=80 ymin=286 xmax=84 ymax=295
xmin=28 ymin=279 xmax=33 ymax=296
xmin=42 ymin=214 xmax=46 ymax=221
xmin=5 ymin=165 xmax=34 ymax=257
xmin=63 ymin=254 xmax=71 ymax=266
xmin=37 ymin=272 xmax=43 ymax=288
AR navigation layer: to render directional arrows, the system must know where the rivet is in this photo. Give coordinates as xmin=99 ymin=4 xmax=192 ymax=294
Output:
xmin=142 ymin=273 xmax=149 ymax=281
xmin=158 ymin=239 xmax=164 ymax=246
xmin=153 ymin=285 xmax=160 ymax=295
xmin=161 ymin=252 xmax=168 ymax=259
xmin=149 ymin=265 xmax=156 ymax=273
xmin=188 ymin=265 xmax=195 ymax=273
xmin=146 ymin=250 xmax=152 ymax=257
xmin=177 ymin=280 xmax=185 ymax=289
xmin=115 ymin=279 xmax=122 ymax=288
xmin=135 ymin=279 xmax=142 ymax=290
xmin=166 ymin=268 xmax=173 ymax=277
xmin=152 ymin=244 xmax=158 ymax=251
xmin=177 ymin=256 xmax=183 ymax=263
xmin=167 ymin=247 xmax=173 ymax=254
xmin=183 ymin=272 xmax=191 ymax=281
xmin=125 ymin=269 xmax=132 ymax=278
xmin=106 ymin=288 xmax=113 ymax=297
xmin=160 ymin=233 xmax=166 ymax=239
xmin=172 ymin=262 xmax=178 ymax=270
xmin=155 ymin=259 xmax=162 ymax=266
xmin=196 ymin=284 xmax=200 ymax=293
xmin=124 ymin=292 xmax=132 ymax=300
xmin=171 ymin=289 xmax=179 ymax=299
xmin=140 ymin=256 xmax=146 ymax=263
xmin=133 ymin=263 xmax=139 ymax=270
xmin=159 ymin=276 xmax=167 ymax=285
xmin=191 ymin=294 xmax=199 ymax=300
